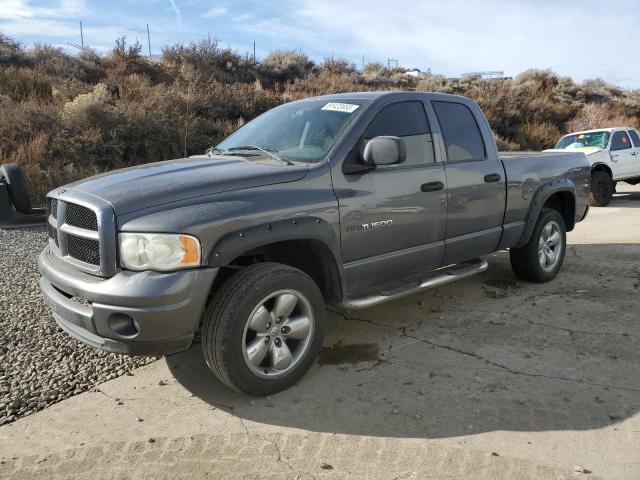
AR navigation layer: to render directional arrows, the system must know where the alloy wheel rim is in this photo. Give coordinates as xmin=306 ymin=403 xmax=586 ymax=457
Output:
xmin=537 ymin=220 xmax=562 ymax=272
xmin=241 ymin=289 xmax=314 ymax=379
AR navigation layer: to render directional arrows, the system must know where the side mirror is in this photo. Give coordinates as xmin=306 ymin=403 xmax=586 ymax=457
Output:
xmin=363 ymin=136 xmax=406 ymax=166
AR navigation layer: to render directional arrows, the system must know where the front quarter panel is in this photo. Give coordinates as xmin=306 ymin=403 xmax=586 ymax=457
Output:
xmin=117 ymin=162 xmax=341 ymax=269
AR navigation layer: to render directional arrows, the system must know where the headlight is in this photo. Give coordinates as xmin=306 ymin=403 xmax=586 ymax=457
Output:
xmin=118 ymin=233 xmax=201 ymax=271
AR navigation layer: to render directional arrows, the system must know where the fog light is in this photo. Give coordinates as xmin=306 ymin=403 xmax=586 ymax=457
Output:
xmin=108 ymin=313 xmax=140 ymax=338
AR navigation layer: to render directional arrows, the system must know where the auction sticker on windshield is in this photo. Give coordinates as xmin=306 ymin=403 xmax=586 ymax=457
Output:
xmin=322 ymin=102 xmax=360 ymax=113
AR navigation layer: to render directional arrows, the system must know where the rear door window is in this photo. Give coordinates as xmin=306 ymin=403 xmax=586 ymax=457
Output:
xmin=364 ymin=101 xmax=435 ymax=166
xmin=627 ymin=130 xmax=640 ymax=147
xmin=432 ymin=101 xmax=486 ymax=162
xmin=611 ymin=131 xmax=631 ymax=150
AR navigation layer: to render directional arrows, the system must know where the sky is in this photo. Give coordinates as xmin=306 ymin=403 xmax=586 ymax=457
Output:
xmin=1 ymin=0 xmax=639 ymax=88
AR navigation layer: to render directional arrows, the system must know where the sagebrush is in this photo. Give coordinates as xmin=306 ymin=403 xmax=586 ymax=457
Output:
xmin=1 ymin=33 xmax=638 ymax=203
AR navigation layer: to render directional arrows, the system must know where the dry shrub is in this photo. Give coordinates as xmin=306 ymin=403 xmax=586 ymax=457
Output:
xmin=519 ymin=122 xmax=562 ymax=150
xmin=260 ymin=50 xmax=314 ymax=81
xmin=283 ymin=71 xmax=367 ymax=101
xmin=1 ymin=33 xmax=640 ymax=203
xmin=567 ymin=102 xmax=638 ymax=131
xmin=162 ymin=38 xmax=255 ymax=84
xmin=61 ymin=83 xmax=118 ymax=128
xmin=321 ymin=58 xmax=356 ymax=75
xmin=416 ymin=75 xmax=456 ymax=94
xmin=495 ymin=135 xmax=520 ymax=151
xmin=0 ymin=66 xmax=52 ymax=101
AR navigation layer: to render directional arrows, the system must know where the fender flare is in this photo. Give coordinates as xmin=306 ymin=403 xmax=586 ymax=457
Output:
xmin=208 ymin=217 xmax=341 ymax=266
xmin=591 ymin=162 xmax=612 ymax=177
xmin=515 ymin=178 xmax=576 ymax=247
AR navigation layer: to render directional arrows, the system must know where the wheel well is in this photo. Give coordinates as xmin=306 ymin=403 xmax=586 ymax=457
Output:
xmin=542 ymin=191 xmax=576 ymax=231
xmin=592 ymin=163 xmax=612 ymax=178
xmin=212 ymin=239 xmax=343 ymax=302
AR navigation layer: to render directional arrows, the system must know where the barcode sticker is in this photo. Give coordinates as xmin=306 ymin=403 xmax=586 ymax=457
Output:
xmin=321 ymin=102 xmax=360 ymax=113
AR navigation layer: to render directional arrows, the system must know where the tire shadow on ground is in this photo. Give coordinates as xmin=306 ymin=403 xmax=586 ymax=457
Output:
xmin=167 ymin=244 xmax=640 ymax=439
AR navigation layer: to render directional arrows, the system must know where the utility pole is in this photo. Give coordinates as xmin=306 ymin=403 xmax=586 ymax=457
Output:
xmin=253 ymin=41 xmax=256 ymax=64
xmin=146 ymin=24 xmax=152 ymax=60
xmin=79 ymin=21 xmax=84 ymax=49
xmin=387 ymin=58 xmax=398 ymax=69
xmin=362 ymin=54 xmax=365 ymax=70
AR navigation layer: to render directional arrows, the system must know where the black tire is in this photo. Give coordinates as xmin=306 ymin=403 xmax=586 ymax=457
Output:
xmin=201 ymin=262 xmax=326 ymax=396
xmin=510 ymin=209 xmax=567 ymax=283
xmin=588 ymin=170 xmax=613 ymax=207
xmin=0 ymin=163 xmax=32 ymax=214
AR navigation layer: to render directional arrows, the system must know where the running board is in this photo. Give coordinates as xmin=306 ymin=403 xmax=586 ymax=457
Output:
xmin=336 ymin=258 xmax=489 ymax=310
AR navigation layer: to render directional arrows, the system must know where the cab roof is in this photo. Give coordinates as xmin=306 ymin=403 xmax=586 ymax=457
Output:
xmin=564 ymin=127 xmax=635 ymax=136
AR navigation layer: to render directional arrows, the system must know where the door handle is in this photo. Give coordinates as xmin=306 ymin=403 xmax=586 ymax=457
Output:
xmin=484 ymin=173 xmax=502 ymax=183
xmin=420 ymin=181 xmax=444 ymax=192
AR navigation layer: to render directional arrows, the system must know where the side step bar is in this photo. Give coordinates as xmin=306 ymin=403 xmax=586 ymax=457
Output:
xmin=336 ymin=258 xmax=489 ymax=310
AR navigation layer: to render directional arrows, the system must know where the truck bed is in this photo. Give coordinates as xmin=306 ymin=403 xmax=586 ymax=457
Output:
xmin=499 ymin=150 xmax=591 ymax=226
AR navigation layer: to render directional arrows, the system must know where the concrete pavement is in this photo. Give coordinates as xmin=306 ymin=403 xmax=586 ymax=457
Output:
xmin=1 ymin=185 xmax=639 ymax=479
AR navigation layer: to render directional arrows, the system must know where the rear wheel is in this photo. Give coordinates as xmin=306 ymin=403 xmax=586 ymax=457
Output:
xmin=588 ymin=170 xmax=613 ymax=207
xmin=0 ymin=163 xmax=31 ymax=214
xmin=510 ymin=209 xmax=566 ymax=283
xmin=201 ymin=262 xmax=325 ymax=396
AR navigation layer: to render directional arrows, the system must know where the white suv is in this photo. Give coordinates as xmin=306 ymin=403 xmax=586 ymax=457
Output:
xmin=552 ymin=127 xmax=640 ymax=206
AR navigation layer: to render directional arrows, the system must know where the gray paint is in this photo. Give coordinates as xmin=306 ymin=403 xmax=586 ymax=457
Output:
xmin=38 ymin=91 xmax=590 ymax=355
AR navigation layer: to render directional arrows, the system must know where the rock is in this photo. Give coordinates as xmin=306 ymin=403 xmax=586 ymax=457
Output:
xmin=320 ymin=463 xmax=334 ymax=470
xmin=0 ymin=224 xmax=156 ymax=425
xmin=573 ymin=466 xmax=592 ymax=474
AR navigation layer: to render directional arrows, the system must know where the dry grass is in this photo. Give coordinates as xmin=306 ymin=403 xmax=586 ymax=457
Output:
xmin=0 ymin=34 xmax=639 ymax=203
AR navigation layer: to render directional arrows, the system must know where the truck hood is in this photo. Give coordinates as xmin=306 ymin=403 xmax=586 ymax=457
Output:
xmin=546 ymin=147 xmax=604 ymax=156
xmin=65 ymin=155 xmax=308 ymax=215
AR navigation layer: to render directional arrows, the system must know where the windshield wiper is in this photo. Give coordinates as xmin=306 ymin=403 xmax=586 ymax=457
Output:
xmin=205 ymin=146 xmax=225 ymax=156
xmin=226 ymin=145 xmax=293 ymax=165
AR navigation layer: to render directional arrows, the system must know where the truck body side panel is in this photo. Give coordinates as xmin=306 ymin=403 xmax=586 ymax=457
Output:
xmin=500 ymin=151 xmax=590 ymax=226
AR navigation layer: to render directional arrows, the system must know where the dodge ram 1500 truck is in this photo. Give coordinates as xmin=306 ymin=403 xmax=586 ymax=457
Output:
xmin=552 ymin=127 xmax=640 ymax=206
xmin=39 ymin=92 xmax=590 ymax=395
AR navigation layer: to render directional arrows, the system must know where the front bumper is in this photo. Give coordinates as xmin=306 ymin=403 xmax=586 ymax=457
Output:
xmin=38 ymin=246 xmax=219 ymax=355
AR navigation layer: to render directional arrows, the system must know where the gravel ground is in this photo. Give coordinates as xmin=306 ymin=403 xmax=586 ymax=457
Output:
xmin=0 ymin=226 xmax=156 ymax=425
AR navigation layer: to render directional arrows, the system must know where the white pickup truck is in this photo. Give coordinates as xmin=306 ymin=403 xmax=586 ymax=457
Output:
xmin=552 ymin=127 xmax=640 ymax=206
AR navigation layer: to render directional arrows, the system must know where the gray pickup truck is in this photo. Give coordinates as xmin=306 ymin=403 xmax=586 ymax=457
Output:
xmin=39 ymin=92 xmax=590 ymax=395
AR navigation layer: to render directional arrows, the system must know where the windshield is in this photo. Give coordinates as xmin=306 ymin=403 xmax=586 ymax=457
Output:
xmin=555 ymin=131 xmax=610 ymax=149
xmin=216 ymin=99 xmax=367 ymax=163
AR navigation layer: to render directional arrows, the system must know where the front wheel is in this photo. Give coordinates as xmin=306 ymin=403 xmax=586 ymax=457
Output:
xmin=588 ymin=170 xmax=614 ymax=207
xmin=510 ymin=209 xmax=567 ymax=283
xmin=201 ymin=262 xmax=325 ymax=396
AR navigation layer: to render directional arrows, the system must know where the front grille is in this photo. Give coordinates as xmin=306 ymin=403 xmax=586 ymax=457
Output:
xmin=47 ymin=198 xmax=58 ymax=246
xmin=48 ymin=223 xmax=58 ymax=246
xmin=46 ymin=192 xmax=115 ymax=276
xmin=65 ymin=203 xmax=98 ymax=231
xmin=66 ymin=235 xmax=100 ymax=266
